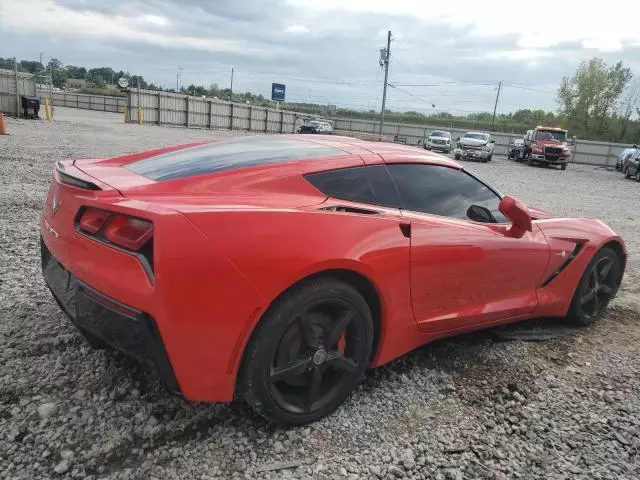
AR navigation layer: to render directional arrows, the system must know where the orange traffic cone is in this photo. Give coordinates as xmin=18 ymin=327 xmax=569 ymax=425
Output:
xmin=0 ymin=113 xmax=7 ymax=135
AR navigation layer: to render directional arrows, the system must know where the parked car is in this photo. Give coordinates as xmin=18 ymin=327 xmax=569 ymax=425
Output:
xmin=298 ymin=120 xmax=333 ymax=134
xmin=453 ymin=132 xmax=495 ymax=162
xmin=616 ymin=146 xmax=637 ymax=171
xmin=622 ymin=149 xmax=640 ymax=181
xmin=507 ymin=137 xmax=526 ymax=160
xmin=41 ymin=135 xmax=626 ymax=425
xmin=424 ymin=130 xmax=452 ymax=153
xmin=523 ymin=126 xmax=574 ymax=170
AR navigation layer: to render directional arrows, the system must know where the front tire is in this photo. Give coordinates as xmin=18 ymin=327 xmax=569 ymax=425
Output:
xmin=566 ymin=247 xmax=621 ymax=326
xmin=454 ymin=154 xmax=461 ymax=160
xmin=624 ymin=167 xmax=631 ymax=179
xmin=561 ymin=163 xmax=567 ymax=171
xmin=635 ymin=170 xmax=640 ymax=182
xmin=527 ymin=156 xmax=534 ymax=166
xmin=240 ymin=278 xmax=373 ymax=425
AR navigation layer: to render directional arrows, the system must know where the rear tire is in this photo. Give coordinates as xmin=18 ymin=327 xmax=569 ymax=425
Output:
xmin=487 ymin=155 xmax=493 ymax=162
xmin=527 ymin=156 xmax=534 ymax=166
xmin=454 ymin=154 xmax=461 ymax=160
xmin=240 ymin=278 xmax=373 ymax=425
xmin=635 ymin=170 xmax=640 ymax=182
xmin=566 ymin=247 xmax=621 ymax=327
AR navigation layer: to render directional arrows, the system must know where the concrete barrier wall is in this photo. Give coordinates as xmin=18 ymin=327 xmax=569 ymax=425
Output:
xmin=128 ymin=89 xmax=308 ymax=133
xmin=0 ymin=69 xmax=37 ymax=116
xmin=37 ymin=89 xmax=127 ymax=113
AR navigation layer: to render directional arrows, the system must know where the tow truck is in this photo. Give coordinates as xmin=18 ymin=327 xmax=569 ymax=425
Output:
xmin=523 ymin=126 xmax=575 ymax=170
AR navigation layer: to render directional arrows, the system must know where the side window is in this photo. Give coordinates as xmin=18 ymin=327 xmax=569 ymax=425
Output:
xmin=304 ymin=165 xmax=402 ymax=209
xmin=386 ymin=164 xmax=507 ymax=223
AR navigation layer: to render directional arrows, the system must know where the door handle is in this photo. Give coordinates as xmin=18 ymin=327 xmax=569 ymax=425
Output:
xmin=399 ymin=223 xmax=411 ymax=238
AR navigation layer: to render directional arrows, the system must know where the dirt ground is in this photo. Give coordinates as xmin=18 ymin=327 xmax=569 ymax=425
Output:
xmin=1 ymin=109 xmax=639 ymax=480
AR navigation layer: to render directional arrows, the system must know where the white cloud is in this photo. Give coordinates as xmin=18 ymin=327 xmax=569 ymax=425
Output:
xmin=1 ymin=0 xmax=287 ymax=57
xmin=141 ymin=14 xmax=170 ymax=27
xmin=286 ymin=0 xmax=640 ymax=53
xmin=285 ymin=25 xmax=310 ymax=34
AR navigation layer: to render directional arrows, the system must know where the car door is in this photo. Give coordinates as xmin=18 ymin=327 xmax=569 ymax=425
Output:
xmin=386 ymin=163 xmax=550 ymax=333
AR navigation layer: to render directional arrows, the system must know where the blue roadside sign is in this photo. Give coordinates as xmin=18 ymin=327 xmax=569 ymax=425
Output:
xmin=271 ymin=83 xmax=286 ymax=102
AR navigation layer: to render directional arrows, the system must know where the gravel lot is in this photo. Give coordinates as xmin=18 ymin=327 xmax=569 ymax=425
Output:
xmin=1 ymin=109 xmax=639 ymax=480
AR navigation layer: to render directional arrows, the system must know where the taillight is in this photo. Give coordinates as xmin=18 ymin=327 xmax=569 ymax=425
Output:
xmin=104 ymin=215 xmax=153 ymax=250
xmin=79 ymin=208 xmax=110 ymax=235
xmin=77 ymin=207 xmax=153 ymax=251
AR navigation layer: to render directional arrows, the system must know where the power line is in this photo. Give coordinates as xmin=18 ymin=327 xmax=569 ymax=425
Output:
xmin=387 ymin=83 xmax=436 ymax=108
xmin=502 ymin=82 xmax=557 ymax=94
xmin=392 ymin=81 xmax=496 ymax=87
xmin=238 ymin=70 xmax=381 ymax=86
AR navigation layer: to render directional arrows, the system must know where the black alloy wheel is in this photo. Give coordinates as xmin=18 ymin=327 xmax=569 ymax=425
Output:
xmin=567 ymin=247 xmax=621 ymax=326
xmin=240 ymin=278 xmax=373 ymax=425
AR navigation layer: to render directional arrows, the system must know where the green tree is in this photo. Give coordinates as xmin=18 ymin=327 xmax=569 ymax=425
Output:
xmin=557 ymin=58 xmax=633 ymax=138
xmin=47 ymin=58 xmax=66 ymax=88
xmin=65 ymin=65 xmax=87 ymax=79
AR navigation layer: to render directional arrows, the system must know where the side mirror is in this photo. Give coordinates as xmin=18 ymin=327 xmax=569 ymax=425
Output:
xmin=499 ymin=195 xmax=532 ymax=238
xmin=467 ymin=205 xmax=495 ymax=223
xmin=571 ymin=136 xmax=576 ymax=146
xmin=633 ymin=144 xmax=638 ymax=148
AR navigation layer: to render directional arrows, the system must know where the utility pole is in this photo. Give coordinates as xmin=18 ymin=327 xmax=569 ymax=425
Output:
xmin=491 ymin=80 xmax=502 ymax=131
xmin=176 ymin=68 xmax=183 ymax=92
xmin=39 ymin=52 xmax=43 ymax=67
xmin=379 ymin=30 xmax=391 ymax=137
xmin=229 ymin=68 xmax=234 ymax=101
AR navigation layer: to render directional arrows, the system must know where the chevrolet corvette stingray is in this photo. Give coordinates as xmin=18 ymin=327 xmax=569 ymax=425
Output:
xmin=41 ymin=135 xmax=626 ymax=425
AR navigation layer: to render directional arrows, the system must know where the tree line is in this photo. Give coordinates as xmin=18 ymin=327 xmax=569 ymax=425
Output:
xmin=2 ymin=56 xmax=638 ymax=143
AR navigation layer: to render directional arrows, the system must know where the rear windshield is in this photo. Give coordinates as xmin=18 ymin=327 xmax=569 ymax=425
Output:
xmin=430 ymin=131 xmax=450 ymax=137
xmin=126 ymin=136 xmax=345 ymax=181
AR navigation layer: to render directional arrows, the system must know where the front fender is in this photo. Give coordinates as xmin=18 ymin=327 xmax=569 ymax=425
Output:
xmin=534 ymin=218 xmax=626 ymax=317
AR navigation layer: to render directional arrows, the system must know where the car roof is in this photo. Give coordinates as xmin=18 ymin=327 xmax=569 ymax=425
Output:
xmin=117 ymin=135 xmax=463 ymax=184
xmin=463 ymin=131 xmax=489 ymax=136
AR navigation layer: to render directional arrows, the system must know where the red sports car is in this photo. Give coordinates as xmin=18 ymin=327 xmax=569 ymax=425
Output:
xmin=41 ymin=135 xmax=626 ymax=425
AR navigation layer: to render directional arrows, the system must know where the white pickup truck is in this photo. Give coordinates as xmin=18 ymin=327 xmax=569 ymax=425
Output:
xmin=453 ymin=132 xmax=495 ymax=163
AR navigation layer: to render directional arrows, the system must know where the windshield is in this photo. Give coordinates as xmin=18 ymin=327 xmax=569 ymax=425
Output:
xmin=430 ymin=131 xmax=449 ymax=138
xmin=308 ymin=121 xmax=322 ymax=127
xmin=535 ymin=130 xmax=567 ymax=142
xmin=463 ymin=133 xmax=489 ymax=141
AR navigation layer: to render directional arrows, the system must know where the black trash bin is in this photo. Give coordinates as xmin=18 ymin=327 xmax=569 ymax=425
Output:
xmin=21 ymin=96 xmax=40 ymax=119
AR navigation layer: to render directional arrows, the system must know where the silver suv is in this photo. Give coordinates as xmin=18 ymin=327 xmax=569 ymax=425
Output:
xmin=424 ymin=130 xmax=452 ymax=153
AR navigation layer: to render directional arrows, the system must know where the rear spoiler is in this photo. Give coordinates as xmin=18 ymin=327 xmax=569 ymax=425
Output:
xmin=55 ymin=161 xmax=101 ymax=191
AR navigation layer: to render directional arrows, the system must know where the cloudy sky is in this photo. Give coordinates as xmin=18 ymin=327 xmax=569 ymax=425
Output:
xmin=2 ymin=0 xmax=640 ymax=115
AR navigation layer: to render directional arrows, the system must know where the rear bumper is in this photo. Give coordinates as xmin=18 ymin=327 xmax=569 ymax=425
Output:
xmin=41 ymin=236 xmax=181 ymax=395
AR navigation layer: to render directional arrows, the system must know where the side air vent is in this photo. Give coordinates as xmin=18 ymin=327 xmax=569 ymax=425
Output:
xmin=318 ymin=206 xmax=380 ymax=215
xmin=540 ymin=243 xmax=584 ymax=288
